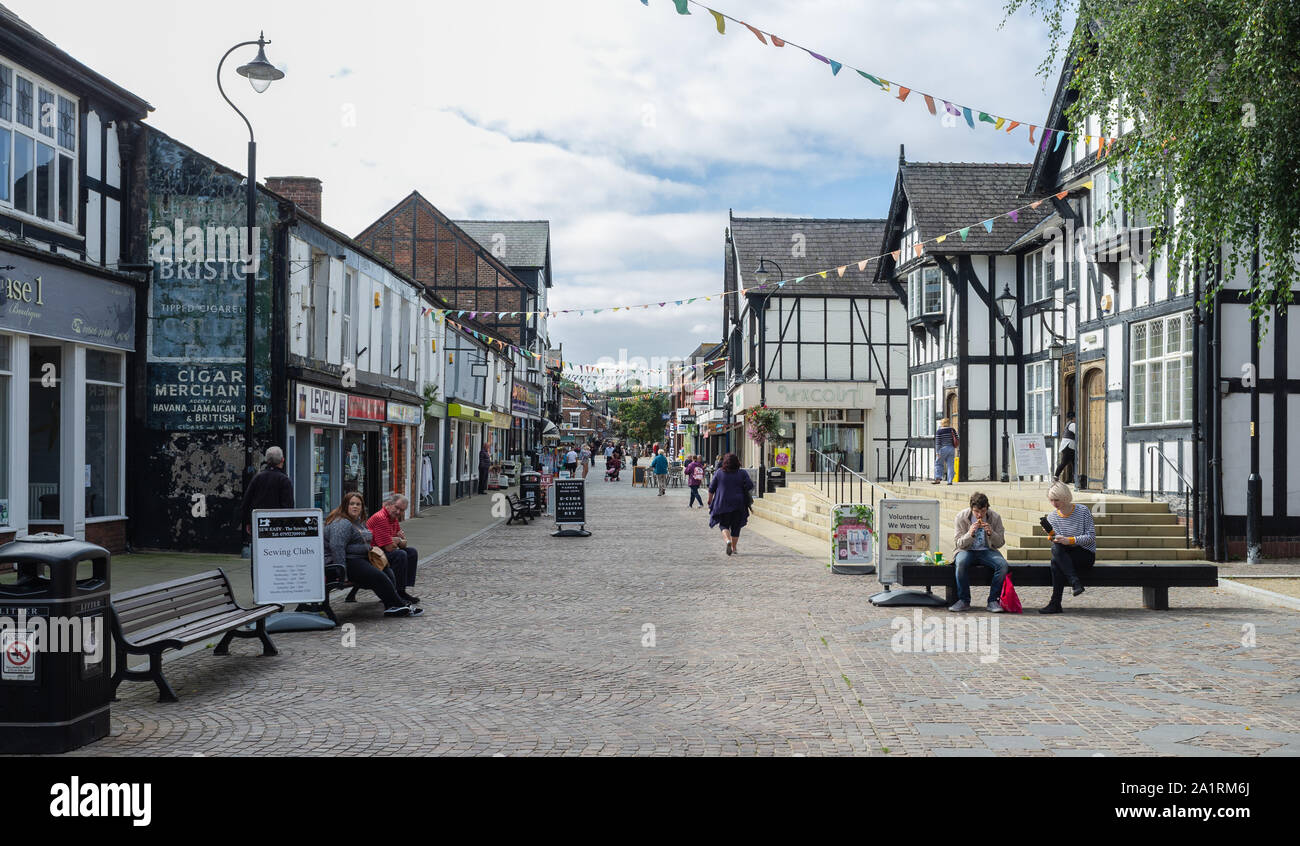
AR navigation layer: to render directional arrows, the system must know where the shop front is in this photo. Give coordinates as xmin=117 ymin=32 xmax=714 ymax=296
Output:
xmin=420 ymin=399 xmax=446 ymax=510
xmin=733 ymin=380 xmax=877 ymax=475
xmin=448 ymin=401 xmax=493 ymax=499
xmin=0 ymin=249 xmax=136 ymax=551
xmin=386 ymin=400 xmax=422 ymax=516
xmin=344 ymin=394 xmax=387 ymax=515
xmin=289 ymin=382 xmax=348 ymax=516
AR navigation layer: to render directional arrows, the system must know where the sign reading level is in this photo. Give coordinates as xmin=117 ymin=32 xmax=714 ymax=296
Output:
xmin=251 ymin=509 xmax=326 ymax=605
xmin=553 ymin=478 xmax=586 ymax=525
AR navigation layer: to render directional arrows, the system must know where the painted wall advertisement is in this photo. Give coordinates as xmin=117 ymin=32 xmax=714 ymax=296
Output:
xmin=877 ymin=499 xmax=942 ymax=585
xmin=145 ymin=131 xmax=275 ymax=432
xmin=830 ymin=503 xmax=875 ymax=575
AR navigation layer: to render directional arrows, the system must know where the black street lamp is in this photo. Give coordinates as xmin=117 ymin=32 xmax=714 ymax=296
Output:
xmin=218 ymin=33 xmax=284 ymax=492
xmin=750 ymin=256 xmax=783 ymax=498
xmin=996 ymin=283 xmax=1018 ymax=483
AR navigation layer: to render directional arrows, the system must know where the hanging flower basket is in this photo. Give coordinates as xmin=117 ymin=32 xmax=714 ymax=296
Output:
xmin=745 ymin=406 xmax=782 ymax=446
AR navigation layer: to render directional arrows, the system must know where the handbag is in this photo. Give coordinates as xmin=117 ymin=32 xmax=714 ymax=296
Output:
xmin=999 ymin=572 xmax=1023 ymax=614
xmin=367 ymin=546 xmax=389 ymax=571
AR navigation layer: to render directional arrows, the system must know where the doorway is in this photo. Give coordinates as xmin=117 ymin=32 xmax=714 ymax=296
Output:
xmin=1082 ymin=367 xmax=1106 ymax=485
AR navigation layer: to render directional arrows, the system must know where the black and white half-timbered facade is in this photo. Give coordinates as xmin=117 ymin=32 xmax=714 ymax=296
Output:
xmin=1017 ymin=52 xmax=1300 ymax=557
xmin=877 ymin=153 xmax=1051 ymax=483
xmin=724 ymin=214 xmax=908 ymax=477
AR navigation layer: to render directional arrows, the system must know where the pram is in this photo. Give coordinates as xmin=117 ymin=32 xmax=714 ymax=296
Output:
xmin=605 ymin=458 xmax=622 ymax=481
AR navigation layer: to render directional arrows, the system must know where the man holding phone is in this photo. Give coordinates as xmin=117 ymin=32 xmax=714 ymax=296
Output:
xmin=950 ymin=491 xmax=1009 ymax=613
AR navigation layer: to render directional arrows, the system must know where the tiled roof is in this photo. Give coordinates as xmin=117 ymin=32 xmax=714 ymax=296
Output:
xmin=728 ymin=216 xmax=892 ymax=297
xmin=452 ymin=220 xmax=550 ymax=269
xmin=898 ymin=163 xmax=1049 ymax=254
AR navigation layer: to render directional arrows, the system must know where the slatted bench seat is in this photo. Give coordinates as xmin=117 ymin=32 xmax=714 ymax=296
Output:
xmin=896 ymin=562 xmax=1218 ymax=610
xmin=108 ymin=569 xmax=282 ymax=702
xmin=506 ymin=494 xmax=533 ymax=525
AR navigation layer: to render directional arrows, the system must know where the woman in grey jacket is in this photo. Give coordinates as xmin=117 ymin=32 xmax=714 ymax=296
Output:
xmin=325 ymin=492 xmax=420 ymax=617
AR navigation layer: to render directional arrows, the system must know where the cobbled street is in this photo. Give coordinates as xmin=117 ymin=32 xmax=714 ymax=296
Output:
xmin=88 ymin=475 xmax=1300 ymax=756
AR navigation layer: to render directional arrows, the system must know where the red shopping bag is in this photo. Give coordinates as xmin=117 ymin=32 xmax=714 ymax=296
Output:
xmin=999 ymin=572 xmax=1023 ymax=614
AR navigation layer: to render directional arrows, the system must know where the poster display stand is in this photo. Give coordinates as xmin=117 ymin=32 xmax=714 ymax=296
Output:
xmin=830 ymin=503 xmax=876 ymax=575
xmin=251 ymin=509 xmax=336 ymax=631
xmin=552 ymin=478 xmax=591 ymax=537
xmin=868 ymin=498 xmax=948 ymax=607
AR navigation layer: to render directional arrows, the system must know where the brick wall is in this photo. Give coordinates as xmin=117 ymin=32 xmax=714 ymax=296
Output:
xmin=265 ymin=177 xmax=322 ymax=219
xmin=1227 ymin=537 xmax=1300 ymax=559
xmin=87 ymin=520 xmax=128 ymax=554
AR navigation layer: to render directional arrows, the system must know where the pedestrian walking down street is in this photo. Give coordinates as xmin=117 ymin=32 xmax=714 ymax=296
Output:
xmin=580 ymin=444 xmax=592 ymax=479
xmin=1039 ymin=481 xmax=1097 ymax=614
xmin=478 ymin=443 xmax=491 ymax=495
xmin=239 ymin=445 xmax=294 ymax=542
xmin=708 ymin=453 xmax=754 ymax=555
xmin=933 ymin=417 xmax=958 ymax=484
xmin=565 ymin=446 xmax=579 ymax=475
xmin=651 ymin=448 xmax=669 ymax=496
xmin=685 ymin=454 xmax=705 ymax=508
xmin=1055 ymin=412 xmax=1077 ymax=483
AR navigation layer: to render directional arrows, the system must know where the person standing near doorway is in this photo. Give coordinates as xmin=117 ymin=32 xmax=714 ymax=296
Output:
xmin=1055 ymin=412 xmax=1077 ymax=484
xmin=933 ymin=418 xmax=958 ymax=485
xmin=478 ymin=442 xmax=491 ymax=495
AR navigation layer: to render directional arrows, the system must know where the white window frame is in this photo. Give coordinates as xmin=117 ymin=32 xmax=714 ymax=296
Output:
xmin=0 ymin=61 xmax=78 ymax=232
xmin=1129 ymin=312 xmax=1193 ymax=425
xmin=908 ymin=268 xmax=943 ymax=318
xmin=1028 ymin=247 xmax=1051 ymax=303
xmin=1025 ymin=361 xmax=1053 ymax=435
xmin=84 ymin=347 xmax=126 ymax=521
xmin=911 ymin=371 xmax=936 ymax=437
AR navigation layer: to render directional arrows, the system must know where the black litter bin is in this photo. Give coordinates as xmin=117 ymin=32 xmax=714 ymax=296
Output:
xmin=0 ymin=533 xmax=111 ymax=754
xmin=767 ymin=467 xmax=787 ymax=492
xmin=520 ymin=471 xmax=542 ymax=516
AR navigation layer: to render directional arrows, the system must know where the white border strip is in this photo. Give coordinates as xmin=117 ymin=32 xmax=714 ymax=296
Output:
xmin=1219 ymin=578 xmax=1300 ymax=611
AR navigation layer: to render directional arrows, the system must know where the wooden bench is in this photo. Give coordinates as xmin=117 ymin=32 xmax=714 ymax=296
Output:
xmin=107 ymin=569 xmax=282 ymax=702
xmin=505 ymin=494 xmax=533 ymax=525
xmin=896 ymin=562 xmax=1218 ymax=610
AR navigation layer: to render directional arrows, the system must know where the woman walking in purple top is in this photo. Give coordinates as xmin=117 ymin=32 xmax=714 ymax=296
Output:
xmin=708 ymin=453 xmax=754 ymax=556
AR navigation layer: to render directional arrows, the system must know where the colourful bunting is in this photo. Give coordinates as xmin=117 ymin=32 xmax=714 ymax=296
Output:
xmin=708 ymin=8 xmax=724 ymax=32
xmin=830 ymin=60 xmax=843 ymax=76
xmin=836 ymin=265 xmax=847 ymax=278
xmin=923 ymin=94 xmax=936 ymax=115
xmin=743 ymin=23 xmax=767 ymax=44
xmin=1055 ymin=190 xmax=1068 ymax=200
xmin=981 ymin=219 xmax=994 ymax=233
xmin=857 ymin=260 xmax=869 ymax=271
xmin=963 ymin=107 xmax=974 ymax=129
xmin=936 ymin=234 xmax=947 ymax=243
xmin=1008 ymin=210 xmax=1019 ymax=222
xmin=891 ymin=250 xmax=900 ymax=262
xmin=913 ymin=243 xmax=923 ymax=257
xmin=897 ymin=87 xmax=911 ymax=102
xmin=959 ymin=227 xmax=970 ymax=241
xmin=673 ymin=0 xmax=689 ymax=13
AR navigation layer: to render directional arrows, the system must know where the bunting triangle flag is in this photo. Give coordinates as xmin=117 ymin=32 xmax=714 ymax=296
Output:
xmin=1006 ymin=121 xmax=1020 ymax=133
xmin=959 ymin=227 xmax=970 ymax=241
xmin=770 ymin=34 xmax=784 ymax=47
xmin=708 ymin=9 xmax=725 ymax=33
xmin=891 ymin=250 xmax=900 ymax=262
xmin=857 ymin=70 xmax=884 ymax=88
xmin=594 ymin=309 xmax=601 ymax=314
xmin=897 ymin=86 xmax=910 ymax=102
xmin=994 ymin=117 xmax=1006 ymax=130
xmin=963 ymin=107 xmax=975 ymax=128
xmin=836 ymin=265 xmax=847 ymax=277
xmin=979 ymin=112 xmax=997 ymax=125
xmin=913 ymin=243 xmax=923 ymax=257
xmin=777 ymin=281 xmax=786 ymax=287
xmin=936 ymin=234 xmax=947 ymax=243
xmin=982 ymin=219 xmax=994 ymax=233
xmin=1053 ymin=130 xmax=1066 ymax=152
xmin=1028 ymin=125 xmax=1037 ymax=144
xmin=858 ymin=259 xmax=869 ymax=271
xmin=673 ymin=0 xmax=690 ymax=13
xmin=743 ymin=23 xmax=767 ymax=44
xmin=817 ymin=271 xmax=828 ymax=279
xmin=1082 ymin=180 xmax=1094 ymax=190
xmin=1031 ymin=200 xmax=1043 ymax=209
xmin=923 ymin=94 xmax=936 ymax=115
xmin=1055 ymin=190 xmax=1068 ymax=200
xmin=1008 ymin=210 xmax=1019 ymax=222
xmin=830 ymin=60 xmax=843 ymax=75
xmin=795 ymin=276 xmax=807 ymax=284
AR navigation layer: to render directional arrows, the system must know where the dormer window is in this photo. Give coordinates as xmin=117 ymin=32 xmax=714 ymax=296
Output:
xmin=0 ymin=62 xmax=77 ymax=228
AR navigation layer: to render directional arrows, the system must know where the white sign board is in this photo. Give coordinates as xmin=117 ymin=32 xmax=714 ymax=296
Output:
xmin=1012 ymin=433 xmax=1052 ymax=478
xmin=252 ymin=508 xmax=326 ymax=605
xmin=877 ymin=499 xmax=942 ymax=585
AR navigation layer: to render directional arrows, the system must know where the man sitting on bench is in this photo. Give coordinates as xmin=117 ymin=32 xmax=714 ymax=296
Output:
xmin=949 ymin=491 xmax=1009 ymax=613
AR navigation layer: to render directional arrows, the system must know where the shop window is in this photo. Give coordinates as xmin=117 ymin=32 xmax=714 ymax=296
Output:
xmin=29 ymin=345 xmax=60 ymax=520
xmin=85 ymin=349 xmax=122 ymax=518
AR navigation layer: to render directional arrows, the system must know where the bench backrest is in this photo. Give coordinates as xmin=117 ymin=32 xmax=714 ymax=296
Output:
xmin=109 ymin=569 xmax=239 ymax=643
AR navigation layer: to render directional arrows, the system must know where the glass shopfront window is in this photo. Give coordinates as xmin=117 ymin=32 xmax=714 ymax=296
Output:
xmin=29 ymin=344 xmax=60 ymax=521
xmin=807 ymin=409 xmax=864 ymax=473
xmin=85 ymin=349 xmax=122 ymax=517
xmin=311 ymin=427 xmax=337 ymax=514
xmin=343 ymin=431 xmax=368 ymax=499
xmin=379 ymin=425 xmax=394 ymax=502
xmin=386 ymin=424 xmax=409 ymax=503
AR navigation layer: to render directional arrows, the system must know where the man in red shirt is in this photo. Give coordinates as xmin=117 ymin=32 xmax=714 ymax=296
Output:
xmin=367 ymin=495 xmax=420 ymax=606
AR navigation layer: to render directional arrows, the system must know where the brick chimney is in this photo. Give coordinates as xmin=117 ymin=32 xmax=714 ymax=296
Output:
xmin=265 ymin=176 xmax=322 ymax=219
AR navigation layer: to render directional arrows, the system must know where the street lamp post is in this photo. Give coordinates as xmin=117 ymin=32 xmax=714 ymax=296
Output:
xmin=218 ymin=33 xmax=284 ymax=493
xmin=751 ymin=257 xmax=783 ymax=499
xmin=996 ymin=284 xmax=1018 ymax=483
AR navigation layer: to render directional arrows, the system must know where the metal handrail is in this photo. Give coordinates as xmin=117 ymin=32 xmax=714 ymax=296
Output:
xmin=811 ymin=448 xmax=884 ymax=508
xmin=1145 ymin=444 xmax=1195 ymax=549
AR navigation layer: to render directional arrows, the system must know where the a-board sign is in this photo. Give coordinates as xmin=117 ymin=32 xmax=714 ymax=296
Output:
xmin=632 ymin=465 xmax=648 ymax=486
xmin=831 ymin=503 xmax=875 ymax=574
xmin=251 ymin=509 xmax=326 ymax=605
xmin=1012 ymin=433 xmax=1052 ymax=478
xmin=553 ymin=478 xmax=586 ymax=525
xmin=877 ymin=499 xmax=941 ymax=585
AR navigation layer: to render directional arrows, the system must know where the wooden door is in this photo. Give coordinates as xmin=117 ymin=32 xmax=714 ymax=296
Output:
xmin=945 ymin=392 xmax=958 ymax=423
xmin=1083 ymin=368 xmax=1106 ymax=482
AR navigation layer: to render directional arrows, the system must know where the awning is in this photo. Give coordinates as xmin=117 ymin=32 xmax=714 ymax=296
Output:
xmin=448 ymin=402 xmax=494 ymax=423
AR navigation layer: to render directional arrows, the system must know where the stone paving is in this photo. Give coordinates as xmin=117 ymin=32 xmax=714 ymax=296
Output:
xmin=79 ymin=467 xmax=1300 ymax=756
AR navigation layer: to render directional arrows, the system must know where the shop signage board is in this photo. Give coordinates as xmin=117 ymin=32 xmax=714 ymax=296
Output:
xmin=348 ymin=395 xmax=386 ymax=422
xmin=511 ymin=382 xmax=543 ymax=416
xmin=295 ymin=383 xmax=347 ymax=426
xmin=552 ymin=478 xmax=590 ymax=537
xmin=876 ymin=498 xmax=941 ymax=586
xmin=387 ymin=402 xmax=421 ymax=425
xmin=830 ymin=503 xmax=875 ymax=575
xmin=0 ymin=255 xmax=135 ymax=351
xmin=251 ymin=509 xmax=326 ymax=605
xmin=693 ymin=387 xmax=709 ymax=403
xmin=1011 ymin=433 xmax=1052 ymax=478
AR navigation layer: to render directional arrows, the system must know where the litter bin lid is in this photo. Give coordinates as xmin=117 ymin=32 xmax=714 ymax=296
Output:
xmin=0 ymin=533 xmax=109 ymax=564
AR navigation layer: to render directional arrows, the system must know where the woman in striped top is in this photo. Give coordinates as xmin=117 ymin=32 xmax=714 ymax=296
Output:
xmin=1039 ymin=481 xmax=1097 ymax=614
xmin=932 ymin=418 xmax=958 ymax=485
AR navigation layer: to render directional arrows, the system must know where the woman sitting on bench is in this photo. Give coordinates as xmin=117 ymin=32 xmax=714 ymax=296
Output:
xmin=324 ymin=492 xmax=421 ymax=618
xmin=1039 ymin=481 xmax=1097 ymax=614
